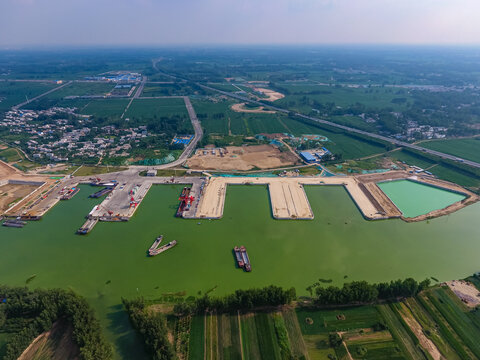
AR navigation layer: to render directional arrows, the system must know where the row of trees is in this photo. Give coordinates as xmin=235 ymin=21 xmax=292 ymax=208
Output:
xmin=173 ymin=285 xmax=296 ymax=315
xmin=308 ymin=278 xmax=431 ymax=305
xmin=0 ymin=286 xmax=112 ymax=360
xmin=122 ymin=298 xmax=174 ymax=360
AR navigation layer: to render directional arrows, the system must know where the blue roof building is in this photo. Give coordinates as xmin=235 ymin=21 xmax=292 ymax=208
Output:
xmin=300 ymin=151 xmax=316 ymax=163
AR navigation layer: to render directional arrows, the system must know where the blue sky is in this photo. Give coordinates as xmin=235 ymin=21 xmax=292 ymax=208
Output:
xmin=0 ymin=0 xmax=478 ymax=46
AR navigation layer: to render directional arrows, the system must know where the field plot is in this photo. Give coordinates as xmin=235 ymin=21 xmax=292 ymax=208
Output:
xmin=126 ymin=98 xmax=188 ymax=118
xmin=274 ymin=83 xmax=413 ymax=112
xmin=421 ymin=138 xmax=480 ymax=163
xmin=141 ymin=82 xmax=197 ymax=96
xmin=296 ymin=306 xmax=408 ymax=360
xmin=425 ymin=287 xmax=480 ymax=359
xmin=190 ymin=310 xmax=307 ymax=360
xmin=377 ymin=304 xmax=425 ymax=360
xmin=0 ymin=81 xmax=57 ymax=111
xmin=81 ymin=98 xmax=130 ymax=118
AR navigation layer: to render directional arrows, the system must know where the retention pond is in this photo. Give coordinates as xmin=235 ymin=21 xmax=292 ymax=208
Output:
xmin=0 ymin=184 xmax=479 ymax=358
xmin=377 ymin=179 xmax=466 ymax=218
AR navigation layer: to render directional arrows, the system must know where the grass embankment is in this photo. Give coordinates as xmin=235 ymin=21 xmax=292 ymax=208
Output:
xmin=73 ymin=165 xmax=127 ymax=177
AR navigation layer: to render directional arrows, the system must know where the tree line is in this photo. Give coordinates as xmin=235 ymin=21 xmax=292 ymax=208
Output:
xmin=308 ymin=278 xmax=431 ymax=305
xmin=0 ymin=285 xmax=112 ymax=360
xmin=122 ymin=298 xmax=174 ymax=360
xmin=173 ymin=285 xmax=296 ymax=315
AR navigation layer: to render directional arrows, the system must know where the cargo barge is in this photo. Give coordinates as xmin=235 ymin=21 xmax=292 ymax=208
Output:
xmin=2 ymin=220 xmax=27 ymax=228
xmin=60 ymin=187 xmax=80 ymax=200
xmin=176 ymin=187 xmax=191 ymax=217
xmin=149 ymin=240 xmax=177 ymax=256
xmin=233 ymin=246 xmax=251 ymax=272
xmin=148 ymin=235 xmax=163 ymax=256
xmin=234 ymin=246 xmax=244 ymax=268
xmin=89 ymin=186 xmax=115 ymax=198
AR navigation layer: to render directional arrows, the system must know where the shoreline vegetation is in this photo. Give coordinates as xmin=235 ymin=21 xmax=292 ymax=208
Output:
xmin=0 ymin=286 xmax=112 ymax=360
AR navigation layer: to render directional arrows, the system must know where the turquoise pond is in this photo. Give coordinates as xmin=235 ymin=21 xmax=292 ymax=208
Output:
xmin=377 ymin=179 xmax=466 ymax=218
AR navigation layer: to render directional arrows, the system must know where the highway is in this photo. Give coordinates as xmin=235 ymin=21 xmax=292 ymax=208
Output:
xmin=198 ymin=84 xmax=480 ymax=169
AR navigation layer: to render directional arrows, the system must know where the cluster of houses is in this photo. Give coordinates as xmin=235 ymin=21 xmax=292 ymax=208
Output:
xmin=0 ymin=107 xmax=151 ymax=162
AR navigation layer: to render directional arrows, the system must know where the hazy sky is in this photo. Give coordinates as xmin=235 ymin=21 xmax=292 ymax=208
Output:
xmin=0 ymin=0 xmax=478 ymax=46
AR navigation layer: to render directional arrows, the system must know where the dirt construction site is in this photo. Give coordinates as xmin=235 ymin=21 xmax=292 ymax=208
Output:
xmin=0 ymin=160 xmax=58 ymax=217
xmin=186 ymin=144 xmax=300 ymax=171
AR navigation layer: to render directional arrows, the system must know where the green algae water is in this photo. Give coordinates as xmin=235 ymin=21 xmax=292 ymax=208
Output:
xmin=1 ymin=184 xmax=480 ymax=358
xmin=378 ymin=179 xmax=466 ymax=218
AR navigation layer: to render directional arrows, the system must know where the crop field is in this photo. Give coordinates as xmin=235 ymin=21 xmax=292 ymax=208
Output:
xmin=0 ymin=81 xmax=57 ymax=111
xmin=188 ymin=315 xmax=205 ymax=360
xmin=274 ymin=83 xmax=413 ymax=112
xmin=141 ymin=82 xmax=197 ymax=97
xmin=126 ymin=98 xmax=188 ymax=118
xmin=377 ymin=304 xmax=425 ymax=360
xmin=188 ymin=310 xmax=307 ymax=360
xmin=46 ymin=82 xmax=115 ymax=99
xmin=297 ymin=306 xmax=410 ymax=360
xmin=421 ymin=138 xmax=480 ymax=163
xmin=81 ymin=98 xmax=130 ymax=118
xmin=425 ymin=287 xmax=480 ymax=358
xmin=403 ymin=298 xmax=461 ymax=360
xmin=297 ymin=306 xmax=383 ymax=335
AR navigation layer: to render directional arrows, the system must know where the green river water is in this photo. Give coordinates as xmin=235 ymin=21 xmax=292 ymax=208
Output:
xmin=0 ymin=184 xmax=479 ymax=358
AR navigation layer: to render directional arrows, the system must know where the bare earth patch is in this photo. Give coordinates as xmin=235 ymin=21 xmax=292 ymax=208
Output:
xmin=0 ymin=183 xmax=38 ymax=211
xmin=447 ymin=280 xmax=480 ymax=307
xmin=187 ymin=144 xmax=299 ymax=171
xmin=253 ymin=87 xmax=285 ymax=102
xmin=230 ymin=102 xmax=275 ymax=114
xmin=18 ymin=320 xmax=80 ymax=360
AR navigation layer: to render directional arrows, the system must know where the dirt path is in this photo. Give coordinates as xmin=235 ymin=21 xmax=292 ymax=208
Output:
xmin=399 ymin=306 xmax=442 ymax=360
xmin=228 ymin=117 xmax=232 ymax=136
xmin=337 ymin=332 xmax=354 ymax=360
xmin=237 ymin=311 xmax=245 ymax=360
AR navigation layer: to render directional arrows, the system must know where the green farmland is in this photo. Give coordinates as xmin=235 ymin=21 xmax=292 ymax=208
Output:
xmin=0 ymin=81 xmax=57 ymax=111
xmin=421 ymin=138 xmax=480 ymax=163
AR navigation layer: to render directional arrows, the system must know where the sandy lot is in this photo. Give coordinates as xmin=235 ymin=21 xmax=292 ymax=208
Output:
xmin=0 ymin=183 xmax=38 ymax=211
xmin=187 ymin=145 xmax=299 ymax=171
xmin=447 ymin=280 xmax=480 ymax=308
xmin=230 ymin=102 xmax=275 ymax=114
xmin=253 ymin=87 xmax=285 ymax=102
xmin=0 ymin=159 xmax=18 ymax=178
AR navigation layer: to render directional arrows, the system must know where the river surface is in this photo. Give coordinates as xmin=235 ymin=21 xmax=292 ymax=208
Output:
xmin=1 ymin=184 xmax=479 ymax=358
xmin=378 ymin=179 xmax=466 ymax=218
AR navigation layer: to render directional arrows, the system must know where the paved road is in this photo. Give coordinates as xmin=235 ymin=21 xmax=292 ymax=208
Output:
xmin=121 ymin=76 xmax=147 ymax=119
xmin=199 ymin=84 xmax=480 ymax=169
xmin=129 ymin=96 xmax=203 ymax=170
xmin=13 ymin=81 xmax=73 ymax=110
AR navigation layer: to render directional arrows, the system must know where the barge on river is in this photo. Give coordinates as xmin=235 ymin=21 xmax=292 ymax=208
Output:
xmin=60 ymin=187 xmax=80 ymax=200
xmin=149 ymin=240 xmax=177 ymax=256
xmin=176 ymin=187 xmax=191 ymax=217
xmin=234 ymin=246 xmax=251 ymax=272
